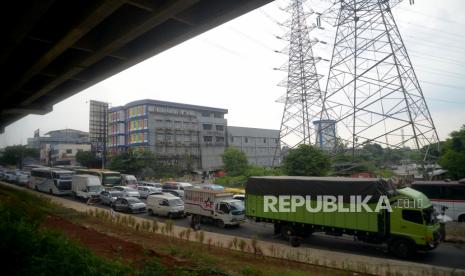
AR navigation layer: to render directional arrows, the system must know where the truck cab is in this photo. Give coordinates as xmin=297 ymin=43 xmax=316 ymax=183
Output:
xmin=72 ymin=174 xmax=104 ymax=200
xmin=184 ymin=188 xmax=245 ymax=228
xmin=213 ymin=199 xmax=245 ymax=227
xmin=388 ymin=187 xmax=440 ymax=257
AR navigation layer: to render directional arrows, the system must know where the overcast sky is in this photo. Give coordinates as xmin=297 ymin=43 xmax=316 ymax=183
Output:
xmin=1 ymin=0 xmax=464 ymax=147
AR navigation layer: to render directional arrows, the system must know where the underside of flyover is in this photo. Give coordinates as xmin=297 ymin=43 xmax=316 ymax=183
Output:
xmin=0 ymin=0 xmax=272 ymax=132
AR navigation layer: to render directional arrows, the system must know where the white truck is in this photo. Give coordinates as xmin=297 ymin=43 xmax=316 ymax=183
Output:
xmin=71 ymin=174 xmax=104 ymax=200
xmin=184 ymin=187 xmax=245 ymax=228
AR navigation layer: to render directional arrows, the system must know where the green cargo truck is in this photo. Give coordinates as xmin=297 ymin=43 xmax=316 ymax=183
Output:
xmin=245 ymin=176 xmax=441 ymax=258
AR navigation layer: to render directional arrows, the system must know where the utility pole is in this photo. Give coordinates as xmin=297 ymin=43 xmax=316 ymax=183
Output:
xmin=272 ymin=0 xmax=325 ymax=166
xmin=319 ymin=0 xmax=439 ymax=163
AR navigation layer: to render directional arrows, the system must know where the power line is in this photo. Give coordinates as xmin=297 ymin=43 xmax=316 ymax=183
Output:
xmin=401 ymin=8 xmax=465 ymax=27
xmin=397 ymin=19 xmax=465 ymax=42
xmin=421 ymin=80 xmax=465 ymax=91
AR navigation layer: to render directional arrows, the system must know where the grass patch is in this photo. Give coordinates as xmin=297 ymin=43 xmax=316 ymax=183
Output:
xmin=0 ymin=184 xmax=355 ymax=276
xmin=0 ymin=186 xmax=130 ymax=275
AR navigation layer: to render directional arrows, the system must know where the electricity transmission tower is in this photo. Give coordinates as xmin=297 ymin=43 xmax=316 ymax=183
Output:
xmin=319 ymin=0 xmax=439 ymax=160
xmin=273 ymin=0 xmax=325 ymax=165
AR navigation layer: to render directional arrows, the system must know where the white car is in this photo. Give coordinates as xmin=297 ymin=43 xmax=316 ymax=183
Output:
xmin=4 ymin=172 xmax=17 ymax=182
xmin=232 ymin=194 xmax=245 ymax=201
xmin=113 ymin=186 xmax=140 ymax=198
xmin=137 ymin=186 xmax=162 ymax=198
xmin=99 ymin=190 xmax=124 ymax=206
xmin=15 ymin=171 xmax=30 ymax=186
xmin=147 ymin=194 xmax=184 ymax=218
xmin=139 ymin=181 xmax=162 ymax=189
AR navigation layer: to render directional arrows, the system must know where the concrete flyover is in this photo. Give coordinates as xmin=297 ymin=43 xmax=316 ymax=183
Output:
xmin=0 ymin=0 xmax=272 ymax=132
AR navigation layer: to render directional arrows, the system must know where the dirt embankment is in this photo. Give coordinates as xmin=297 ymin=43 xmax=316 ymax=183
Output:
xmin=42 ymin=215 xmax=183 ymax=269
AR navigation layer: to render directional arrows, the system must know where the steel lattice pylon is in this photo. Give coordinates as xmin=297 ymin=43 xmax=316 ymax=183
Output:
xmin=320 ymin=0 xmax=439 ymax=160
xmin=273 ymin=0 xmax=324 ymax=165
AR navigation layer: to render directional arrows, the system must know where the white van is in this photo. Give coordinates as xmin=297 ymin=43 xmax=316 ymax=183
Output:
xmin=121 ymin=174 xmax=138 ymax=188
xmin=72 ymin=174 xmax=104 ymax=200
xmin=162 ymin=182 xmax=193 ymax=199
xmin=146 ymin=194 xmax=185 ymax=218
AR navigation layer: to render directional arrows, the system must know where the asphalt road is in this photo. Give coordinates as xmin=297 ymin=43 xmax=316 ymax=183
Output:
xmin=86 ymin=194 xmax=465 ymax=270
xmin=5 ymin=182 xmax=465 ymax=270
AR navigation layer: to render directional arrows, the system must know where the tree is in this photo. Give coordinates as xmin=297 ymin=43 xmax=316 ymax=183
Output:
xmin=222 ymin=147 xmax=248 ymax=176
xmin=75 ymin=151 xmax=99 ymax=168
xmin=0 ymin=145 xmax=39 ymax=169
xmin=439 ymin=125 xmax=465 ymax=179
xmin=282 ymin=144 xmax=331 ymax=176
xmin=108 ymin=150 xmax=157 ymax=177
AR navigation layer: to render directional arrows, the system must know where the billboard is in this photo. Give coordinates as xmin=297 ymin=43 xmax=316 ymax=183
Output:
xmin=89 ymin=100 xmax=108 ymax=153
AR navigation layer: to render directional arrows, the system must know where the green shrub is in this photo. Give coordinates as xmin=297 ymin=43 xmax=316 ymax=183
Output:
xmin=0 ymin=203 xmax=130 ymax=276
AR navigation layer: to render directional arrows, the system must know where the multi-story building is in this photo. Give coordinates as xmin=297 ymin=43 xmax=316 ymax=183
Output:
xmin=107 ymin=99 xmax=227 ymax=172
xmin=226 ymin=126 xmax=280 ymax=167
xmin=27 ymin=129 xmax=91 ymax=165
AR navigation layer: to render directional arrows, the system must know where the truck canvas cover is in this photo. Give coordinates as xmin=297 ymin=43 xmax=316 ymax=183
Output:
xmin=246 ymin=176 xmax=396 ymax=203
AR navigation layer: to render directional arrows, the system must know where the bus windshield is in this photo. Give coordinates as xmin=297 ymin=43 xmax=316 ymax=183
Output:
xmin=53 ymin=172 xmax=73 ymax=180
xmin=103 ymin=173 xmax=121 ymax=185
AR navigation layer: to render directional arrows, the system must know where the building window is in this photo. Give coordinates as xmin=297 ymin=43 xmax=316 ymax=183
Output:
xmin=214 ymin=112 xmax=223 ymax=118
xmin=66 ymin=149 xmax=72 ymax=154
xmin=203 ymin=136 xmax=213 ymax=142
xmin=216 ymin=125 xmax=224 ymax=131
xmin=245 ymin=137 xmax=248 ymax=143
xmin=216 ymin=136 xmax=225 ymax=142
xmin=230 ymin=136 xmax=234 ymax=142
xmin=201 ymin=111 xmax=210 ymax=117
xmin=202 ymin=124 xmax=212 ymax=130
xmin=263 ymin=138 xmax=267 ymax=143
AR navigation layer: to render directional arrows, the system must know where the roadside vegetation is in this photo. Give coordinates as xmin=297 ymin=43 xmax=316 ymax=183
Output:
xmin=0 ymin=186 xmax=130 ymax=275
xmin=0 ymin=184 xmax=351 ymax=275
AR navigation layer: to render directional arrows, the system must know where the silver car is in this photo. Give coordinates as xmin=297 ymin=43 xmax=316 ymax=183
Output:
xmin=15 ymin=172 xmax=29 ymax=186
xmin=137 ymin=186 xmax=162 ymax=198
xmin=99 ymin=190 xmax=124 ymax=206
xmin=4 ymin=171 xmax=17 ymax=182
xmin=112 ymin=197 xmax=146 ymax=213
xmin=113 ymin=186 xmax=140 ymax=198
xmin=139 ymin=181 xmax=162 ymax=189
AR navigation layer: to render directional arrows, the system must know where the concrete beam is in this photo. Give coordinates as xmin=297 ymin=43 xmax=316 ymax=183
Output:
xmin=3 ymin=0 xmax=126 ymax=101
xmin=2 ymin=105 xmax=53 ymax=115
xmin=0 ymin=0 xmax=55 ymax=66
xmin=20 ymin=0 xmax=199 ymax=106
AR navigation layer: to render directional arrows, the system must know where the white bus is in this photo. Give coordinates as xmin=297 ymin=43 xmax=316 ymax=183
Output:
xmin=30 ymin=167 xmax=74 ymax=195
xmin=411 ymin=180 xmax=465 ymax=222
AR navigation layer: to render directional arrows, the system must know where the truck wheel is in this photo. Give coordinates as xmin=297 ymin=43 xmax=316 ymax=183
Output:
xmin=216 ymin=219 xmax=225 ymax=228
xmin=274 ymin=223 xmax=281 ymax=235
xmin=49 ymin=189 xmax=53 ymax=195
xmin=290 ymin=236 xmax=301 ymax=247
xmin=458 ymin=215 xmax=465 ymax=223
xmin=168 ymin=213 xmax=173 ymax=219
xmin=390 ymin=239 xmax=414 ymax=259
xmin=148 ymin=209 xmax=154 ymax=216
xmin=281 ymin=224 xmax=294 ymax=241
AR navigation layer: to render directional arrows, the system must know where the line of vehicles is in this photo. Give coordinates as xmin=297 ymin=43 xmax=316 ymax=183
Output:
xmin=0 ymin=165 xmax=247 ymax=228
xmin=1 ymin=164 xmax=464 ymax=259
